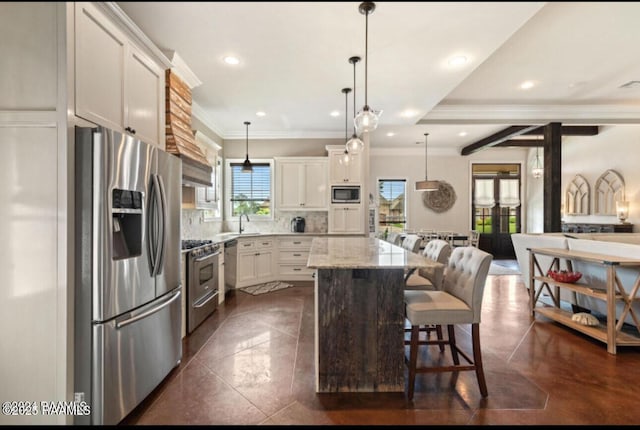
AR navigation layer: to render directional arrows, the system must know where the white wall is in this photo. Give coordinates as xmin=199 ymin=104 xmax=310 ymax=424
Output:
xmin=370 ymin=146 xmax=528 ymax=235
xmin=561 ymin=125 xmax=640 ymax=229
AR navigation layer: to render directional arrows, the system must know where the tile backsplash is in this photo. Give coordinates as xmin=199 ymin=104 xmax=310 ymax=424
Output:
xmin=181 ymin=209 xmax=328 ymax=239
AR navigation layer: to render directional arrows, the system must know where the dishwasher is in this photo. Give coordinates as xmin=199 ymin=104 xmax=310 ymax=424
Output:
xmin=223 ymin=239 xmax=238 ymax=293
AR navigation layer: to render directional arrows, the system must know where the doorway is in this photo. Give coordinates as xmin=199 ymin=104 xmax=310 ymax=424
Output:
xmin=471 ymin=164 xmax=521 ymax=259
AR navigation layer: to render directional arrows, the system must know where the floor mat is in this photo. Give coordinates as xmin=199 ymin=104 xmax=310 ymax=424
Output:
xmin=488 ymin=260 xmax=522 ymax=276
xmin=239 ymin=281 xmax=294 ymax=296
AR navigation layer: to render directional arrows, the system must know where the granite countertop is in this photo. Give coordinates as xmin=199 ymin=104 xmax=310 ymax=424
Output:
xmin=203 ymin=232 xmax=363 ymax=244
xmin=307 ymin=237 xmax=440 ymax=269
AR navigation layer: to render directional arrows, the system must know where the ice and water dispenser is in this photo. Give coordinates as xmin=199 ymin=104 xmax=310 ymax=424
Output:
xmin=112 ymin=189 xmax=143 ymax=260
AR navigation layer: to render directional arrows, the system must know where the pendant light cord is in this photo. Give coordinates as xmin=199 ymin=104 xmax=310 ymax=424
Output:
xmin=364 ymin=9 xmax=369 ymax=107
xmin=424 ymin=133 xmax=429 ymax=180
xmin=245 ymin=121 xmax=250 ymax=157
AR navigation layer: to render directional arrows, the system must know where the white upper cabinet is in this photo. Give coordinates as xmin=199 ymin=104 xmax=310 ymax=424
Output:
xmin=328 ymin=149 xmax=362 ymax=184
xmin=275 ymin=157 xmax=328 ymax=210
xmin=75 ymin=2 xmax=164 ymax=148
xmin=125 ymin=44 xmax=163 ymax=146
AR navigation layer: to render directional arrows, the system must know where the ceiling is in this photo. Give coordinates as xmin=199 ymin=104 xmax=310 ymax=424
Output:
xmin=118 ymin=2 xmax=640 ymax=151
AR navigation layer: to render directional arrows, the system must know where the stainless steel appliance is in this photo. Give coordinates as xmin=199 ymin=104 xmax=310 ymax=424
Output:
xmin=291 ymin=216 xmax=305 ymax=233
xmin=331 ymin=185 xmax=361 ymax=203
xmin=182 ymin=240 xmax=220 ymax=333
xmin=74 ymin=126 xmax=182 ymax=425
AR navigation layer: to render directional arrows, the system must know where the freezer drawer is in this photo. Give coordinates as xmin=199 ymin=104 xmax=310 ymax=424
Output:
xmin=91 ymin=288 xmax=182 ymax=425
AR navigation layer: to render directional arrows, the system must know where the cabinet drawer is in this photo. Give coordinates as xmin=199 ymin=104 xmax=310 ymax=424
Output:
xmin=279 ymin=237 xmax=313 ymax=249
xmin=238 ymin=240 xmax=255 ymax=250
xmin=256 ymin=238 xmax=274 ymax=249
xmin=279 ymin=250 xmax=309 ymax=262
xmin=278 ymin=264 xmax=315 ymax=278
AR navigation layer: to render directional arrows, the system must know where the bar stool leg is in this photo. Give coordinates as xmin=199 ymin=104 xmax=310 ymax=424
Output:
xmin=408 ymin=325 xmax=420 ymax=400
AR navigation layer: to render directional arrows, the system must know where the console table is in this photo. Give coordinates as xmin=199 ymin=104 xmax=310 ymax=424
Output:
xmin=528 ymin=247 xmax=640 ymax=354
xmin=307 ymin=237 xmax=442 ymax=392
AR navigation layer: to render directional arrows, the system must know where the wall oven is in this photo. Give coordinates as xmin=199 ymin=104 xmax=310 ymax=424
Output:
xmin=183 ymin=240 xmax=220 ymax=334
xmin=331 ymin=185 xmax=361 ymax=203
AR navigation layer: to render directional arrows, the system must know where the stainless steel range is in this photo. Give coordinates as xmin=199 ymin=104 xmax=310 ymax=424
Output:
xmin=182 ymin=240 xmax=220 ymax=333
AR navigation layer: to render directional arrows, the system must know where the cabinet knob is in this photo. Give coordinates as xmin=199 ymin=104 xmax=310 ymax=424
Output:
xmin=125 ymin=126 xmax=136 ymax=135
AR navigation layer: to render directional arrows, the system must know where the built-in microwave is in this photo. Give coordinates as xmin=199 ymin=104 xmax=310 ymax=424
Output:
xmin=331 ymin=185 xmax=361 ymax=204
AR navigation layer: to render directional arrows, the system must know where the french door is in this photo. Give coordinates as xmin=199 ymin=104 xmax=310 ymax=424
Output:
xmin=471 ymin=164 xmax=521 ymax=258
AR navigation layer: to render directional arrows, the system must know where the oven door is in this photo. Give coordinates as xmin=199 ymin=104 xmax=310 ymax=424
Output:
xmin=187 ymin=250 xmax=220 ymax=333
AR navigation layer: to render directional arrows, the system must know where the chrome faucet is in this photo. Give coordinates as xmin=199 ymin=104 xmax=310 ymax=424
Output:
xmin=239 ymin=213 xmax=249 ymax=234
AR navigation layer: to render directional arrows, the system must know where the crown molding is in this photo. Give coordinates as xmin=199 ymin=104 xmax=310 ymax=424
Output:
xmin=163 ymin=50 xmax=202 ymax=89
xmin=191 ymin=102 xmax=226 ymax=138
xmin=419 ymin=103 xmax=640 ymax=124
xmin=223 ymin=130 xmax=346 ymax=140
xmin=99 ymin=2 xmax=172 ymax=69
xmin=370 ymin=147 xmax=459 ymax=157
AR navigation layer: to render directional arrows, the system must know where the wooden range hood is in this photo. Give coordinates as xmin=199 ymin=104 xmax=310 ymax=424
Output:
xmin=165 ymin=70 xmax=213 ymax=187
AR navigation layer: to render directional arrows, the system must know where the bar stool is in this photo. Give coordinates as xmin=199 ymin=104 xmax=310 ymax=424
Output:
xmin=404 ymin=246 xmax=493 ymax=400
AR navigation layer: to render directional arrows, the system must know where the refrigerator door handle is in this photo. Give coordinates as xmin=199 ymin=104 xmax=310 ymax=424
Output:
xmin=147 ymin=177 xmax=158 ymax=276
xmin=156 ymin=174 xmax=167 ymax=275
xmin=116 ymin=289 xmax=181 ymax=330
xmin=149 ymin=175 xmax=163 ymax=277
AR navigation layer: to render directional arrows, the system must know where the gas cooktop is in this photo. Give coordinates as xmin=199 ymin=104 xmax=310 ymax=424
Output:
xmin=181 ymin=239 xmax=213 ymax=250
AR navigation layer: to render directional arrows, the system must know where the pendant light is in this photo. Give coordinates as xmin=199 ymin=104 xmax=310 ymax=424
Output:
xmin=339 ymin=88 xmax=352 ymax=165
xmin=354 ymin=1 xmax=380 ymax=134
xmin=345 ymin=56 xmax=364 ymax=154
xmin=415 ymin=133 xmax=439 ymax=191
xmin=532 ymin=136 xmax=544 ymax=179
xmin=241 ymin=121 xmax=253 ymax=173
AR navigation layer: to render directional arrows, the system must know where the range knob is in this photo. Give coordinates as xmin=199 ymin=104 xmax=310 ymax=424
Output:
xmin=191 ymin=248 xmax=202 ymax=258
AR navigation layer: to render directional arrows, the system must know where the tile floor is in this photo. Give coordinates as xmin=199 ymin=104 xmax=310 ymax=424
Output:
xmin=122 ymin=266 xmax=640 ymax=425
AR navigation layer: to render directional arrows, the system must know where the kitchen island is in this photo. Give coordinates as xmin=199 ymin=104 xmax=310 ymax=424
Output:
xmin=307 ymin=236 xmax=442 ymax=393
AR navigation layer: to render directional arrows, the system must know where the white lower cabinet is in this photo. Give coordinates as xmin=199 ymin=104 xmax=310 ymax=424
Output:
xmin=234 ymin=238 xmax=275 ymax=288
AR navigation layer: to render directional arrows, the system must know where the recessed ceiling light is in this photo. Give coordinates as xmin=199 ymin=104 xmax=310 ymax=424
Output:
xmin=256 ymin=111 xmax=266 ymax=117
xmin=401 ymin=109 xmax=419 ymax=118
xmin=448 ymin=55 xmax=468 ymax=67
xmin=458 ymin=131 xmax=468 ymax=137
xmin=520 ymin=80 xmax=535 ymax=90
xmin=330 ymin=110 xmax=340 ymax=117
xmin=386 ymin=132 xmax=395 ymax=137
xmin=223 ymin=56 xmax=240 ymax=65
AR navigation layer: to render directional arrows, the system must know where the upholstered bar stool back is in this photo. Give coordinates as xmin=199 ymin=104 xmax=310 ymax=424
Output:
xmin=404 ymin=239 xmax=451 ymax=291
xmin=401 ymin=234 xmax=422 ymax=254
xmin=404 ymin=246 xmax=493 ymax=399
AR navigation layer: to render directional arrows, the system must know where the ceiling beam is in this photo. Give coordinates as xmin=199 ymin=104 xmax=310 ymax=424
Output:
xmin=460 ymin=125 xmax=540 ymax=155
xmin=463 ymin=125 xmax=600 ymax=153
xmin=522 ymin=125 xmax=599 ymax=136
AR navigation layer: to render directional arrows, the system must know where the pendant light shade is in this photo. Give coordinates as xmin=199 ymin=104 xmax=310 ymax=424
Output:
xmin=242 ymin=121 xmax=253 ymax=173
xmin=532 ymin=144 xmax=544 ymax=179
xmin=415 ymin=133 xmax=439 ymax=191
xmin=354 ymin=1 xmax=380 ymax=134
xmin=339 ymin=88 xmax=352 ymax=165
xmin=346 ymin=56 xmax=364 ymax=154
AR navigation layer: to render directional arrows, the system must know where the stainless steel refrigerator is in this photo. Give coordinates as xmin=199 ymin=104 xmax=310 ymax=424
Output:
xmin=74 ymin=126 xmax=182 ymax=425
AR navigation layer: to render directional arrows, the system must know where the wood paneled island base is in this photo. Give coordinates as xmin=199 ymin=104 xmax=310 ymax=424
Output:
xmin=315 ymin=268 xmax=405 ymax=392
xmin=308 ymin=237 xmax=441 ymax=393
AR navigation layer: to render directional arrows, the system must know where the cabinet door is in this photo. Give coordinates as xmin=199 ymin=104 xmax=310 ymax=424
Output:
xmin=344 ymin=207 xmax=363 ymax=233
xmin=330 ymin=206 xmax=363 ymax=233
xmin=255 ymin=251 xmax=275 ymax=281
xmin=237 ymin=252 xmax=256 ymax=284
xmin=329 ymin=150 xmax=361 ymax=184
xmin=304 ymin=161 xmax=328 ymax=208
xmin=75 ymin=2 xmax=126 ymax=132
xmin=345 ymin=153 xmax=362 ymax=183
xmin=125 ymin=44 xmax=163 ymax=147
xmin=328 ymin=151 xmax=348 ymax=183
xmin=277 ymin=162 xmax=303 ymax=209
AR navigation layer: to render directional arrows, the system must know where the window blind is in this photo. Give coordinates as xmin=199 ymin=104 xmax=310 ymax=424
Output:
xmin=230 ymin=163 xmax=271 ymax=202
